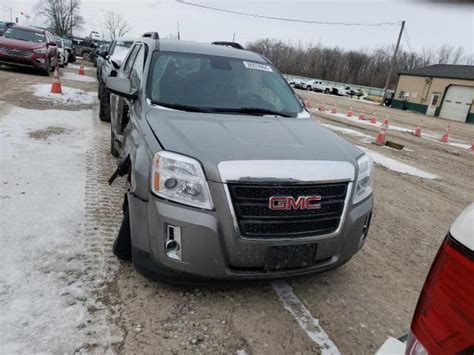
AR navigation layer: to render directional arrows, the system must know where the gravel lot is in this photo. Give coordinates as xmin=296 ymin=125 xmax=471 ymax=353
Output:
xmin=1 ymin=65 xmax=473 ymax=354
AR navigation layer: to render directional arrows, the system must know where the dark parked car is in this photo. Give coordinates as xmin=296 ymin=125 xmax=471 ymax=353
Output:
xmin=69 ymin=36 xmax=96 ymax=62
xmin=105 ymin=35 xmax=374 ymax=283
xmin=91 ymin=40 xmax=110 ymax=68
xmin=0 ymin=25 xmax=58 ymax=75
xmin=97 ymin=38 xmax=134 ymax=122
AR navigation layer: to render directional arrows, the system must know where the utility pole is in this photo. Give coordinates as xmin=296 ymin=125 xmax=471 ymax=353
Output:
xmin=3 ymin=6 xmax=13 ymax=22
xmin=232 ymin=32 xmax=235 ymax=42
xmin=381 ymin=20 xmax=405 ymax=105
xmin=177 ymin=21 xmax=180 ymax=39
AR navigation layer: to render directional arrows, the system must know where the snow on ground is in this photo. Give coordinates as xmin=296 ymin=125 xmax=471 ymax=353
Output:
xmin=358 ymin=146 xmax=439 ymax=180
xmin=68 ymin=64 xmax=95 ymax=72
xmin=31 ymin=84 xmax=96 ymax=105
xmin=0 ymin=106 xmax=93 ymax=353
xmin=315 ymin=109 xmax=472 ymax=150
xmin=320 ymin=122 xmax=373 ymax=143
xmin=61 ymin=71 xmax=97 ymax=83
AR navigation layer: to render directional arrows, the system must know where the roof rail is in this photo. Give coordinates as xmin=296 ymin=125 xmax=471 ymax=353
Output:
xmin=142 ymin=32 xmax=160 ymax=39
xmin=212 ymin=41 xmax=244 ymax=50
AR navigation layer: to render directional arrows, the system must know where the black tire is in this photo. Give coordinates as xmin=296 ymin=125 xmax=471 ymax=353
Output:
xmin=306 ymin=86 xmax=312 ymax=91
xmin=99 ymin=89 xmax=111 ymax=122
xmin=111 ymin=124 xmax=119 ymax=157
xmin=98 ymin=81 xmax=102 ymax=100
xmin=113 ymin=205 xmax=132 ymax=261
xmin=82 ymin=51 xmax=91 ymax=62
xmin=324 ymin=88 xmax=330 ymax=94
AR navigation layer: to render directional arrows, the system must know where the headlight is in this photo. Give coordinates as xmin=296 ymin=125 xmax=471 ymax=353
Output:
xmin=151 ymin=151 xmax=214 ymax=210
xmin=353 ymin=154 xmax=373 ymax=204
xmin=33 ymin=48 xmax=47 ymax=54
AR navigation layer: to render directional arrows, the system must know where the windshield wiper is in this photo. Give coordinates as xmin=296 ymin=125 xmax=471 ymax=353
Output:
xmin=151 ymin=101 xmax=212 ymax=113
xmin=210 ymin=107 xmax=293 ymax=118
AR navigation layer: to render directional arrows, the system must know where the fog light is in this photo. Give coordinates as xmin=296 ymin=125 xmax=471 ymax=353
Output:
xmin=165 ymin=225 xmax=182 ymax=260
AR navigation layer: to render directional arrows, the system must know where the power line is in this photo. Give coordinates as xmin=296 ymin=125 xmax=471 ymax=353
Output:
xmin=176 ymin=0 xmax=402 ymax=27
xmin=403 ymin=26 xmax=414 ymax=53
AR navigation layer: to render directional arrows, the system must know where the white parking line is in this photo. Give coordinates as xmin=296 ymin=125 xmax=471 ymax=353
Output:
xmin=272 ymin=281 xmax=341 ymax=355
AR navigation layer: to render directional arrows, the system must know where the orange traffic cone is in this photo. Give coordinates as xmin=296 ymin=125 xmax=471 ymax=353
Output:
xmin=79 ymin=58 xmax=85 ymax=76
xmin=471 ymin=143 xmax=474 ymax=151
xmin=304 ymin=99 xmax=312 ymax=109
xmin=51 ymin=65 xmax=62 ymax=94
xmin=414 ymin=119 xmax=423 ymax=137
xmin=331 ymin=104 xmax=337 ymax=114
xmin=374 ymin=127 xmax=386 ymax=146
xmin=347 ymin=105 xmax=353 ymax=117
xmin=319 ymin=104 xmax=325 ymax=111
xmin=358 ymin=113 xmax=365 ymax=120
xmin=370 ymin=116 xmax=377 ymax=124
xmin=383 ymin=118 xmax=389 ymax=126
xmin=440 ymin=125 xmax=450 ymax=143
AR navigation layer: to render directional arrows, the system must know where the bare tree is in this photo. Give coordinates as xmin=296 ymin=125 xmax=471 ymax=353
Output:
xmin=247 ymin=39 xmax=474 ymax=88
xmin=36 ymin=0 xmax=84 ymax=36
xmin=103 ymin=11 xmax=131 ymax=40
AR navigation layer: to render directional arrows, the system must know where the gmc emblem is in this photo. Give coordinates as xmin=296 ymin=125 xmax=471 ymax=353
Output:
xmin=268 ymin=196 xmax=322 ymax=210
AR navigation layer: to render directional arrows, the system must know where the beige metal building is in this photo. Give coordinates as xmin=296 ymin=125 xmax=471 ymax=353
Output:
xmin=392 ymin=64 xmax=474 ymax=123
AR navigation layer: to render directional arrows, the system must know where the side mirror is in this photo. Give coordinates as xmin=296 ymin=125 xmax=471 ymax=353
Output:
xmin=106 ymin=77 xmax=137 ymax=100
xmin=99 ymin=49 xmax=108 ymax=58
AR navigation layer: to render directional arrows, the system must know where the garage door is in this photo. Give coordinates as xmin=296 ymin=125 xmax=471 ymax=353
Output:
xmin=439 ymin=85 xmax=474 ymax=122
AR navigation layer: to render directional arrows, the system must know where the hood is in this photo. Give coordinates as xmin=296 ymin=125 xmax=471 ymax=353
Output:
xmin=146 ymin=108 xmax=362 ymax=182
xmin=0 ymin=37 xmax=45 ymax=50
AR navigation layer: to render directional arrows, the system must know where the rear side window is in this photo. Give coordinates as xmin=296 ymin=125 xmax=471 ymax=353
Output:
xmin=129 ymin=45 xmax=147 ymax=91
xmin=122 ymin=44 xmax=140 ymax=77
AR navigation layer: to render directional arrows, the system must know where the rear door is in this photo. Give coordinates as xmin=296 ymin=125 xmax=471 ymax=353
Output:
xmin=439 ymin=85 xmax=474 ymax=122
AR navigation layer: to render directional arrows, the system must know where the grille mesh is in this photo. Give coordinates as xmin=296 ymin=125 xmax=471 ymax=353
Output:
xmin=228 ymin=182 xmax=348 ymax=238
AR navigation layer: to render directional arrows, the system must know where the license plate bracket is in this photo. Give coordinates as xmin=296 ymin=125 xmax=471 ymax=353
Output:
xmin=265 ymin=244 xmax=317 ymax=271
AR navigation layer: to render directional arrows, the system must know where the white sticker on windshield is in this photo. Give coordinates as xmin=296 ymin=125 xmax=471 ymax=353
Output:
xmin=243 ymin=61 xmax=273 ymax=72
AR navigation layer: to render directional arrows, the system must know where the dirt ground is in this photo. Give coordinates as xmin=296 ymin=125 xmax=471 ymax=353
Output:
xmin=1 ymin=65 xmax=473 ymax=355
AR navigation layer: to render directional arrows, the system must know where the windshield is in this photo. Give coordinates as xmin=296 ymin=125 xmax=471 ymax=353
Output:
xmin=3 ymin=28 xmax=45 ymax=43
xmin=111 ymin=41 xmax=133 ymax=61
xmin=147 ymin=51 xmax=302 ymax=117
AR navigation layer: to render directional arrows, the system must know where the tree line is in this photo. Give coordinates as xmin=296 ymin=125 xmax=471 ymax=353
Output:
xmin=246 ymin=39 xmax=473 ymax=88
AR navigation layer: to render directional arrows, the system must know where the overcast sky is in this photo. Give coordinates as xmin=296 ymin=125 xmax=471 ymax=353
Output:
xmin=2 ymin=0 xmax=473 ymax=54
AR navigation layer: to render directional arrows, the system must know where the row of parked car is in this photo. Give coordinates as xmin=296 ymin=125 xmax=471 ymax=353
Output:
xmin=0 ymin=21 xmax=109 ymax=75
xmin=289 ymin=77 xmax=364 ymax=98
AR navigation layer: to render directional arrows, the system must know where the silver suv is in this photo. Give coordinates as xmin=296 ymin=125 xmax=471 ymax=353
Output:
xmin=106 ymin=34 xmax=373 ymax=283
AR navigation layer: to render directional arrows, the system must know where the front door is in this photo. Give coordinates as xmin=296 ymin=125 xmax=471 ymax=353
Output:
xmin=426 ymin=92 xmax=440 ymax=116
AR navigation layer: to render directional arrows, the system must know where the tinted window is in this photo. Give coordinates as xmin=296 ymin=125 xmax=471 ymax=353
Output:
xmin=5 ymin=28 xmax=46 ymax=43
xmin=147 ymin=51 xmax=302 ymax=116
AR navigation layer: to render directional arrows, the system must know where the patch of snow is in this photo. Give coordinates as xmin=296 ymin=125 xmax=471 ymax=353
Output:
xmin=272 ymin=281 xmax=340 ymax=355
xmin=67 ymin=64 xmax=94 ymax=71
xmin=0 ymin=106 xmax=93 ymax=352
xmin=358 ymin=146 xmax=439 ymax=180
xmin=61 ymin=71 xmax=97 ymax=83
xmin=314 ymin=109 xmax=472 ymax=150
xmin=31 ymin=84 xmax=96 ymax=105
xmin=320 ymin=122 xmax=373 ymax=143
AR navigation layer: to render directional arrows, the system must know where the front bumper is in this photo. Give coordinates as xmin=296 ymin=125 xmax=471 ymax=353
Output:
xmin=129 ymin=181 xmax=373 ymax=282
xmin=0 ymin=52 xmax=48 ymax=70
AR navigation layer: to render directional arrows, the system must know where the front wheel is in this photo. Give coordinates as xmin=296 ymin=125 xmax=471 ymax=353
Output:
xmin=111 ymin=124 xmax=119 ymax=157
xmin=41 ymin=58 xmax=50 ymax=76
xmin=82 ymin=51 xmax=91 ymax=62
xmin=324 ymin=88 xmax=330 ymax=94
xmin=113 ymin=205 xmax=132 ymax=261
xmin=99 ymin=89 xmax=111 ymax=122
